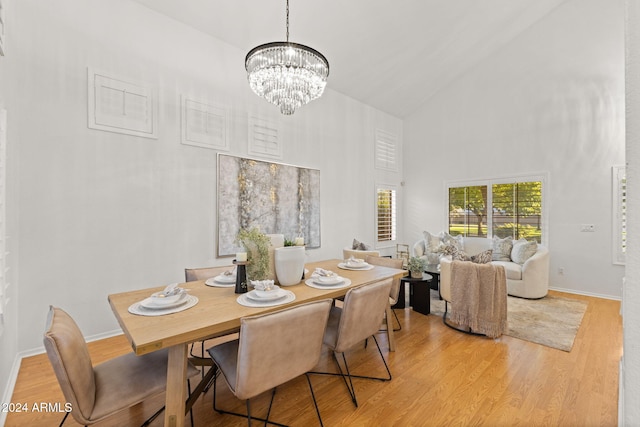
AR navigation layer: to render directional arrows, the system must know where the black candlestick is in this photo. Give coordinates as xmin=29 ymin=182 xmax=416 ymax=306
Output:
xmin=233 ymin=260 xmax=248 ymax=294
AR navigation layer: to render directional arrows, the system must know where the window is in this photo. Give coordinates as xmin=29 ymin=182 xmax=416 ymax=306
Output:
xmin=492 ymin=182 xmax=543 ymax=243
xmin=376 ymin=186 xmax=397 ymax=246
xmin=613 ymin=166 xmax=626 ymax=265
xmin=448 ymin=185 xmax=487 ymax=237
xmin=448 ymin=177 xmax=544 ymax=243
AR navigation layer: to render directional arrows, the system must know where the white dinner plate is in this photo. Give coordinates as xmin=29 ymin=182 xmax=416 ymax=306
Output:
xmin=139 ymin=294 xmax=189 ymax=310
xmin=236 ymin=290 xmax=296 ymax=307
xmin=214 ymin=274 xmax=236 ymax=284
xmin=337 ymin=262 xmax=374 ymax=271
xmin=246 ymin=289 xmax=287 ymax=302
xmin=305 ymin=278 xmax=352 ymax=290
xmin=205 ymin=277 xmax=235 ymax=288
xmin=129 ymin=295 xmax=199 ymax=316
xmin=313 ymin=276 xmax=344 ymax=286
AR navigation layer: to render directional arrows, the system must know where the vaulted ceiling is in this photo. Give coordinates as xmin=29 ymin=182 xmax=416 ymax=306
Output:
xmin=133 ymin=0 xmax=568 ymax=118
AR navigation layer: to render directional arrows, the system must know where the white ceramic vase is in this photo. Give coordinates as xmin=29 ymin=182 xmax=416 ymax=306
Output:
xmin=274 ymin=246 xmax=305 ymax=286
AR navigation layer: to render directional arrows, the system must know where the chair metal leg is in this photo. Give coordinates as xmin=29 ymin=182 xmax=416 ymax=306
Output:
xmin=59 ymin=411 xmax=70 ymax=427
xmin=212 ymin=369 xmax=288 ymax=427
xmin=391 ymin=308 xmax=402 ymax=331
xmin=305 ymin=373 xmax=324 ymax=427
xmin=309 ymin=335 xmax=392 ymax=408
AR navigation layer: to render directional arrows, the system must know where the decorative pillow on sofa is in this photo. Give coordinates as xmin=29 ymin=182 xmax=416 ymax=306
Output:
xmin=471 ymin=249 xmax=493 ymax=264
xmin=511 ymin=239 xmax=537 ymax=264
xmin=442 ymin=232 xmax=464 ymax=250
xmin=492 ymin=236 xmax=513 ymax=261
xmin=422 ymin=231 xmax=444 ymax=264
xmin=440 ymin=243 xmax=470 ymax=261
xmin=352 ymin=238 xmax=372 ymax=251
xmin=423 ymin=231 xmax=442 ymax=253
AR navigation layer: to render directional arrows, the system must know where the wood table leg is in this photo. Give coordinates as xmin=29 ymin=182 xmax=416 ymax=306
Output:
xmin=165 ymin=344 xmax=188 ymax=427
xmin=385 ymin=303 xmax=396 ymax=351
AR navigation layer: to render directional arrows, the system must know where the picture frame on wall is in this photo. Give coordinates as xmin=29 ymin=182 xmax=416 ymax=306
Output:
xmin=217 ymin=154 xmax=321 ymax=257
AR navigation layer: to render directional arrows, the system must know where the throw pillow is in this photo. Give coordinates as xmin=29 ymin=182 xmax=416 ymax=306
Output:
xmin=352 ymin=238 xmax=371 ymax=251
xmin=492 ymin=236 xmax=513 ymax=261
xmin=422 ymin=231 xmax=442 ymax=253
xmin=471 ymin=249 xmax=493 ymax=264
xmin=511 ymin=239 xmax=537 ymax=264
xmin=453 ymin=250 xmax=471 ymax=262
xmin=442 ymin=232 xmax=464 ymax=250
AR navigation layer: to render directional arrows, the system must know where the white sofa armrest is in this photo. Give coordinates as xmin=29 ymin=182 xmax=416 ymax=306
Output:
xmin=510 ymin=245 xmax=549 ymax=298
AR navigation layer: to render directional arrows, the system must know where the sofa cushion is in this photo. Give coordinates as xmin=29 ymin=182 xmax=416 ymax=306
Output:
xmin=511 ymin=239 xmax=538 ymax=264
xmin=491 ymin=261 xmax=522 ymax=280
xmin=352 ymin=238 xmax=371 ymax=251
xmin=491 ymin=236 xmax=513 ymax=262
xmin=471 ymin=249 xmax=493 ymax=264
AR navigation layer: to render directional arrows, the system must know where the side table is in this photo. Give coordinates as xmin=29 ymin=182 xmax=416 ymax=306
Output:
xmin=425 ymin=264 xmax=441 ymax=298
xmin=402 ymin=273 xmax=433 ymax=315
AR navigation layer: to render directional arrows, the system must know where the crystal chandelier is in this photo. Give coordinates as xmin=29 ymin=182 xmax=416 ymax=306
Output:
xmin=245 ymin=0 xmax=329 ymax=115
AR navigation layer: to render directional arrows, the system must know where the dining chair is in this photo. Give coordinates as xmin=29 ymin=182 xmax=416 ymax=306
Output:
xmin=207 ymin=298 xmax=333 ymax=426
xmin=365 ymin=255 xmax=404 ymax=332
xmin=184 ymin=266 xmax=239 ymax=361
xmin=311 ymin=278 xmax=393 ymax=408
xmin=43 ymin=306 xmax=199 ymax=427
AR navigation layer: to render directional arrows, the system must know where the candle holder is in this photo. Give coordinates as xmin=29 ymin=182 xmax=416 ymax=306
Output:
xmin=233 ymin=260 xmax=249 ymax=294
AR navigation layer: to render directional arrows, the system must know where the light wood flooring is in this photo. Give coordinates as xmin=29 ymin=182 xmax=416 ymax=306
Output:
xmin=6 ymin=291 xmax=621 ymax=426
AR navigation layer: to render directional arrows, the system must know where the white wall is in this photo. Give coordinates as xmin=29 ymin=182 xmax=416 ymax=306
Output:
xmin=403 ymin=0 xmax=625 ymax=299
xmin=622 ymin=1 xmax=640 ymax=423
xmin=0 ymin=0 xmax=402 ymax=360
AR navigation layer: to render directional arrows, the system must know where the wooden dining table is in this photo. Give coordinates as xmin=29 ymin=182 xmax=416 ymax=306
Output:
xmin=108 ymin=258 xmax=406 ymax=427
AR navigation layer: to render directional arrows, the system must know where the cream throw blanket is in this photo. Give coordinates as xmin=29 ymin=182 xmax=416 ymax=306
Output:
xmin=450 ymin=261 xmax=508 ymax=338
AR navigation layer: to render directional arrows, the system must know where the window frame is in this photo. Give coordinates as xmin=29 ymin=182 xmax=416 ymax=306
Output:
xmin=445 ymin=173 xmax=548 ymax=246
xmin=375 ymin=184 xmax=398 ymax=249
xmin=612 ymin=165 xmax=626 ymax=265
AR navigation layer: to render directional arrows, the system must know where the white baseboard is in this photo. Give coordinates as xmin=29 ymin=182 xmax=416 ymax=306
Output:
xmin=0 ymin=329 xmax=123 ymax=426
xmin=548 ymin=286 xmax=621 ymax=301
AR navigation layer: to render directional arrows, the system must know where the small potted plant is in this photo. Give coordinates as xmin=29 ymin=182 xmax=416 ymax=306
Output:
xmin=407 ymin=256 xmax=427 ymax=278
xmin=236 ymin=227 xmax=271 ymax=280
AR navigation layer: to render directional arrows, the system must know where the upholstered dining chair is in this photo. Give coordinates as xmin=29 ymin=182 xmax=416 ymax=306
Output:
xmin=207 ymin=299 xmax=333 ymax=426
xmin=43 ymin=306 xmax=199 ymax=427
xmin=365 ymin=255 xmax=404 ymax=332
xmin=184 ymin=265 xmax=239 ymax=359
xmin=311 ymin=279 xmax=393 ymax=408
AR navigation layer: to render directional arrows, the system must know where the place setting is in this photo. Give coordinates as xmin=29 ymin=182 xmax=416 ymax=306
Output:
xmin=128 ymin=283 xmax=198 ymax=316
xmin=236 ymin=280 xmax=296 ymax=308
xmin=305 ymin=268 xmax=352 ymax=290
xmin=205 ymin=266 xmax=237 ymax=288
xmin=338 ymin=256 xmax=374 ymax=271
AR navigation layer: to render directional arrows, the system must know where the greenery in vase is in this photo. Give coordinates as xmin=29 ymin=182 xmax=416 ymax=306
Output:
xmin=407 ymin=256 xmax=427 ymax=275
xmin=283 ymin=238 xmax=295 ymax=247
xmin=236 ymin=227 xmax=271 ymax=280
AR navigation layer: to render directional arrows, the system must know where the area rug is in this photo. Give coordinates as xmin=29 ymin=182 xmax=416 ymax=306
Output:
xmin=428 ymin=290 xmax=588 ymax=352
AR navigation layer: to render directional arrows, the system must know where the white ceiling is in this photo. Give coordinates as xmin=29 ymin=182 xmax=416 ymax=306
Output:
xmin=133 ymin=0 xmax=568 ymax=118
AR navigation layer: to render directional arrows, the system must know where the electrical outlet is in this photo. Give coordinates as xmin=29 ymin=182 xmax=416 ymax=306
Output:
xmin=580 ymin=224 xmax=595 ymax=232
xmin=558 ymin=267 xmax=564 ymax=275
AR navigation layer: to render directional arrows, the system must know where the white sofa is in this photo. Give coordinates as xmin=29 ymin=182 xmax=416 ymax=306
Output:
xmin=413 ymin=236 xmax=549 ymax=299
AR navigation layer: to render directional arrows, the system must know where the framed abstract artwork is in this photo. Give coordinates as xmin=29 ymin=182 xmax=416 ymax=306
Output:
xmin=217 ymin=154 xmax=321 ymax=257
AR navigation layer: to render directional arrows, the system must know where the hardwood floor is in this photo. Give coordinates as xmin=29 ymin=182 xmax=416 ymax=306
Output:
xmin=6 ymin=291 xmax=621 ymax=426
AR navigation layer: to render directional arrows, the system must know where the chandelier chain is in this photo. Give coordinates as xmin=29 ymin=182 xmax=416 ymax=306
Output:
xmin=286 ymin=0 xmax=290 ymax=42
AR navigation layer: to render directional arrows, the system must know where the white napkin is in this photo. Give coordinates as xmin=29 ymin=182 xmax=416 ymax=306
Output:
xmin=346 ymin=256 xmax=365 ymax=265
xmin=153 ymin=283 xmax=186 ymax=298
xmin=222 ymin=266 xmax=237 ymax=277
xmin=251 ymin=280 xmax=276 ymax=291
xmin=313 ymin=268 xmax=337 ymax=278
